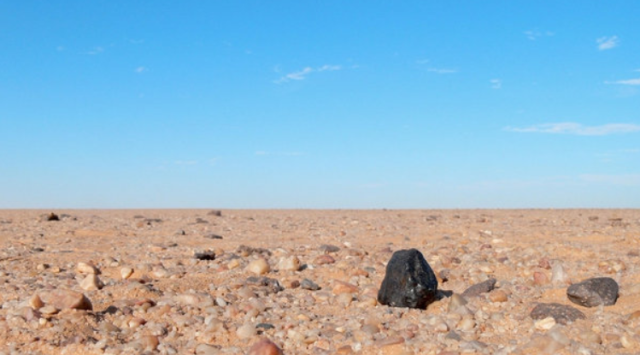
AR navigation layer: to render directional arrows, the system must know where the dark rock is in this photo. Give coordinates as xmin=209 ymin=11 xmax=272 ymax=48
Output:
xmin=46 ymin=213 xmax=60 ymax=221
xmin=246 ymin=276 xmax=283 ymax=294
xmin=530 ymin=302 xmax=586 ymax=325
xmin=207 ymin=210 xmax=222 ymax=217
xmin=204 ymin=233 xmax=223 ymax=240
xmin=300 ymin=278 xmax=320 ymax=291
xmin=194 ymin=250 xmax=216 ymax=261
xmin=238 ymin=245 xmax=272 ymax=257
xmin=567 ymin=277 xmax=619 ymax=307
xmin=319 ymin=244 xmax=340 ymax=254
xmin=256 ymin=323 xmax=275 ymax=330
xmin=377 ymin=248 xmax=438 ymax=309
xmin=462 ymin=278 xmax=497 ymax=298
xmin=195 ymin=218 xmax=209 ymax=224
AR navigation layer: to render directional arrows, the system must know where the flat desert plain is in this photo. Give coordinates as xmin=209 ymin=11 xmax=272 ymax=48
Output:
xmin=1 ymin=209 xmax=639 ymax=354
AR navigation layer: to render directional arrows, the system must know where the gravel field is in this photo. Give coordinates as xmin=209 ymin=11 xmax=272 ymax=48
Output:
xmin=1 ymin=209 xmax=639 ymax=354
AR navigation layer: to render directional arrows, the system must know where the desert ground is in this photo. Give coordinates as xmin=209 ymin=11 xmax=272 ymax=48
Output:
xmin=1 ymin=209 xmax=639 ymax=354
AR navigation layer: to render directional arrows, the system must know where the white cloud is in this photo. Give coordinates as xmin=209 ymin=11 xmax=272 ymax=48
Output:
xmin=134 ymin=66 xmax=147 ymax=74
xmin=597 ymin=36 xmax=619 ymax=50
xmin=86 ymin=46 xmax=104 ymax=55
xmin=490 ymin=79 xmax=502 ymax=89
xmin=274 ymin=65 xmax=341 ymax=84
xmin=174 ymin=160 xmax=198 ymax=165
xmin=579 ymin=174 xmax=640 ymax=186
xmin=427 ymin=68 xmax=458 ymax=74
xmin=606 ymin=78 xmax=640 ymax=86
xmin=317 ymin=65 xmax=341 ymax=72
xmin=505 ymin=122 xmax=640 ymax=136
xmin=416 ymin=59 xmax=430 ymax=65
xmin=524 ymin=30 xmax=554 ymax=41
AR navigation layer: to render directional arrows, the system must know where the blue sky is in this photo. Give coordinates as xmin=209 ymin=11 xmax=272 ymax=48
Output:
xmin=1 ymin=1 xmax=639 ymax=209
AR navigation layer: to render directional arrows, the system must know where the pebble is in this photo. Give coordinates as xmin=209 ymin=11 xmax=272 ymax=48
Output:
xmin=277 ymin=256 xmax=301 ymax=271
xmin=567 ymin=277 xmax=619 ymax=307
xmin=246 ymin=259 xmax=271 ymax=275
xmin=489 ymin=289 xmax=508 ymax=303
xmin=461 ymin=278 xmax=496 ymax=298
xmin=39 ymin=289 xmax=93 ymax=310
xmin=300 ymin=278 xmax=320 ymax=291
xmin=195 ymin=344 xmax=221 ymax=355
xmin=448 ymin=294 xmax=468 ymax=313
xmin=79 ymin=274 xmax=103 ymax=291
xmin=237 ymin=323 xmax=257 ymax=339
xmin=534 ymin=316 xmax=556 ymax=330
xmin=319 ymin=244 xmax=340 ymax=253
xmin=530 ymin=302 xmax=585 ymax=324
xmin=533 ymin=271 xmax=549 ymax=285
xmin=314 ymin=254 xmax=336 ymax=265
xmin=76 ymin=262 xmax=99 ymax=275
xmin=551 ymin=263 xmax=569 ymax=285
xmin=248 ymin=338 xmax=284 ymax=355
xmin=120 ymin=267 xmax=134 ymax=279
xmin=333 ymin=280 xmax=359 ymax=295
xmin=29 ymin=294 xmax=44 ymax=309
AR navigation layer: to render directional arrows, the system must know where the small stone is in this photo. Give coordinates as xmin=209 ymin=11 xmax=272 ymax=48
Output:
xmin=120 ymin=267 xmax=134 ymax=279
xmin=533 ymin=271 xmax=549 ymax=285
xmin=319 ymin=244 xmax=340 ymax=253
xmin=530 ymin=302 xmax=585 ymax=325
xmin=194 ymin=250 xmax=216 ymax=261
xmin=277 ymin=256 xmax=301 ymax=271
xmin=196 ymin=344 xmax=221 ymax=355
xmin=207 ymin=210 xmax=223 ymax=216
xmin=40 ymin=289 xmax=93 ymax=311
xmin=333 ymin=280 xmax=359 ymax=295
xmin=204 ymin=233 xmax=223 ymax=239
xmin=567 ymin=277 xmax=619 ymax=307
xmin=77 ymin=262 xmax=99 ymax=275
xmin=314 ymin=254 xmax=335 ymax=265
xmin=377 ymin=248 xmax=438 ymax=309
xmin=29 ymin=293 xmax=44 ymax=309
xmin=248 ymin=338 xmax=283 ymax=355
xmin=79 ymin=274 xmax=103 ymax=291
xmin=534 ymin=316 xmax=556 ymax=330
xmin=246 ymin=259 xmax=270 ymax=275
xmin=580 ymin=330 xmax=602 ymax=344
xmin=461 ymin=278 xmax=496 ymax=298
xmin=237 ymin=323 xmax=256 ymax=339
xmin=551 ymin=263 xmax=569 ymax=285
xmin=448 ymin=294 xmax=468 ymax=313
xmin=138 ymin=335 xmax=159 ymax=351
xmin=46 ymin=212 xmax=60 ymax=221
xmin=489 ymin=289 xmax=508 ymax=303
xmin=301 ymin=278 xmax=320 ymax=291
xmin=228 ymin=259 xmax=241 ymax=269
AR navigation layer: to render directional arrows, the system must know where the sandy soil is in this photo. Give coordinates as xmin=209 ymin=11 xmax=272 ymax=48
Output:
xmin=1 ymin=209 xmax=639 ymax=354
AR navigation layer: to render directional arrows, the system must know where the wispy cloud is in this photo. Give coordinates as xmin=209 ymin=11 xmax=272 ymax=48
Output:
xmin=490 ymin=79 xmax=502 ymax=89
xmin=505 ymin=122 xmax=640 ymax=136
xmin=174 ymin=160 xmax=198 ymax=165
xmin=274 ymin=65 xmax=341 ymax=84
xmin=579 ymin=174 xmax=640 ymax=186
xmin=56 ymin=46 xmax=65 ymax=52
xmin=255 ymin=151 xmax=304 ymax=157
xmin=85 ymin=46 xmax=104 ymax=55
xmin=134 ymin=66 xmax=147 ymax=74
xmin=606 ymin=78 xmax=640 ymax=86
xmin=427 ymin=68 xmax=458 ymax=74
xmin=524 ymin=30 xmax=554 ymax=41
xmin=597 ymin=36 xmax=619 ymax=50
